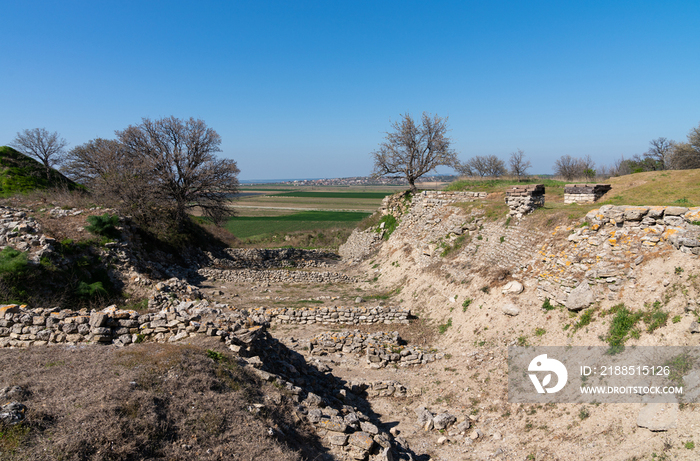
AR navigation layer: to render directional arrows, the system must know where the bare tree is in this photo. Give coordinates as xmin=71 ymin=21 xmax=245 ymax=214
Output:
xmin=667 ymin=123 xmax=700 ymax=170
xmin=117 ymin=116 xmax=240 ymax=226
xmin=580 ymin=154 xmax=596 ymax=181
xmin=63 ymin=117 xmax=240 ymax=229
xmin=553 ymin=155 xmax=579 ymax=180
xmin=62 ymin=138 xmax=157 ymax=224
xmin=371 ymin=112 xmax=458 ymax=192
xmin=457 ymin=155 xmax=506 ymax=177
xmin=644 ymin=137 xmax=674 ymax=170
xmin=508 ymin=149 xmax=531 ymax=181
xmin=10 ymin=128 xmax=68 ymax=179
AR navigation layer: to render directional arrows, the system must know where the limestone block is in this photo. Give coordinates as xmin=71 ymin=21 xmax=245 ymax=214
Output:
xmin=565 ymin=283 xmax=595 ymax=311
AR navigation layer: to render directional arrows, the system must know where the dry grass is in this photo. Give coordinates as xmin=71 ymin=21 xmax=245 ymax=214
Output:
xmin=0 ymin=339 xmax=321 ymax=461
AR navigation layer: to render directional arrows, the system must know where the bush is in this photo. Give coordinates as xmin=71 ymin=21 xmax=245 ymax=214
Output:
xmin=75 ymin=281 xmax=108 ymax=299
xmin=377 ymin=214 xmax=398 ymax=240
xmin=542 ymin=298 xmax=555 ymax=311
xmin=0 ymin=247 xmax=28 ymax=276
xmin=85 ymin=213 xmax=120 ymax=239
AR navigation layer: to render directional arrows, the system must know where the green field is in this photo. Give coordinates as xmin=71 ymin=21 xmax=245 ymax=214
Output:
xmin=225 ymin=210 xmax=370 ymax=239
xmin=271 ymin=191 xmax=392 ymax=199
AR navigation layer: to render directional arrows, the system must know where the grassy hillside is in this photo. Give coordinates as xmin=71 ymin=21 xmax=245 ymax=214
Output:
xmin=447 ymin=171 xmax=700 ymax=206
xmin=0 ymin=146 xmax=81 ymax=197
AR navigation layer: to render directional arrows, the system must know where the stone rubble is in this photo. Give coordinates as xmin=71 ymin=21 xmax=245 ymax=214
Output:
xmin=310 ymin=330 xmax=442 ymax=368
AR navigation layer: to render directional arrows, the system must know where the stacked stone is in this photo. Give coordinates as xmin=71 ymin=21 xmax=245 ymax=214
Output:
xmin=564 ymin=184 xmax=611 ymax=204
xmin=505 ymin=184 xmax=545 ymax=218
xmin=416 ymin=190 xmax=487 ymax=208
xmin=209 ymin=248 xmax=336 ymax=270
xmin=258 ymin=305 xmax=411 ymax=325
xmin=0 ymin=300 xmax=267 ymax=349
xmin=198 ymin=267 xmax=356 ymax=284
xmin=338 ymin=228 xmax=382 ymax=261
xmin=309 ymin=329 xmax=442 ymax=368
xmin=0 ymin=206 xmax=55 ymax=261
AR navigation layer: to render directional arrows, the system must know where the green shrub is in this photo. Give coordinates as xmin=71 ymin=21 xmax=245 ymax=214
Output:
xmin=377 ymin=214 xmax=398 ymax=240
xmin=0 ymin=247 xmax=28 ymax=276
xmin=85 ymin=213 xmax=120 ymax=239
xmin=462 ymin=298 xmax=472 ymax=311
xmin=573 ymin=309 xmax=594 ymax=332
xmin=438 ymin=318 xmax=452 ymax=334
xmin=542 ymin=298 xmax=555 ymax=311
xmin=75 ymin=281 xmax=108 ymax=298
xmin=604 ymin=304 xmax=642 ymax=354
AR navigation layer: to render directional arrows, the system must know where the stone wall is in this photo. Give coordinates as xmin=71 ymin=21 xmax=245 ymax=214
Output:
xmin=564 ymin=184 xmax=611 ymax=204
xmin=310 ymin=329 xmax=443 ymax=368
xmin=0 ymin=301 xmax=267 ymax=349
xmin=198 ymin=267 xmax=357 ymax=284
xmin=251 ymin=305 xmax=411 ymax=325
xmin=505 ymin=185 xmax=545 ymax=218
xmin=338 ymin=228 xmax=382 ymax=262
xmin=210 ymin=248 xmax=337 ymax=270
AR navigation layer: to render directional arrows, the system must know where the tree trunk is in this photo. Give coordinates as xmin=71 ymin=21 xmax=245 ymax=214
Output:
xmin=408 ymin=177 xmax=417 ymax=193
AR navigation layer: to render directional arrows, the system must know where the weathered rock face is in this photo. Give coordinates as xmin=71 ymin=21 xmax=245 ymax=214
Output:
xmin=565 ymin=282 xmax=595 ymax=311
xmin=501 ymin=304 xmax=521 ymax=316
xmin=339 ymin=229 xmax=382 ymax=262
xmin=637 ymin=403 xmax=678 ymax=431
xmin=501 ymin=280 xmax=524 ymax=295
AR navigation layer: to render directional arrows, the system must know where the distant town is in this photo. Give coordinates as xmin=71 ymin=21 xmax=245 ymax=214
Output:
xmin=242 ymin=175 xmax=460 ymax=186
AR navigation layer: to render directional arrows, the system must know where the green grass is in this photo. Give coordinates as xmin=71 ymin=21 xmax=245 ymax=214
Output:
xmin=271 ymin=191 xmax=393 ymax=199
xmin=224 ymin=210 xmax=370 ymax=239
xmin=0 ymin=146 xmax=82 ymax=197
xmin=446 ymin=177 xmax=566 ymax=193
xmin=604 ymin=304 xmax=642 ymax=354
xmin=438 ymin=318 xmax=453 ymax=334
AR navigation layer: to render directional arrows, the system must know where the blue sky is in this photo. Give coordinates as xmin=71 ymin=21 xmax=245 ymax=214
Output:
xmin=2 ymin=1 xmax=699 ymax=180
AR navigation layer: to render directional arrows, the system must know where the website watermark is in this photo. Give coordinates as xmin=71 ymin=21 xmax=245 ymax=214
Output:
xmin=508 ymin=347 xmax=700 ymax=403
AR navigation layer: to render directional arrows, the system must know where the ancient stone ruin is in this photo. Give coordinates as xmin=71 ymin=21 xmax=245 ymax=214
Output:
xmin=505 ymin=184 xmax=545 ymax=218
xmin=564 ymin=183 xmax=611 ymax=204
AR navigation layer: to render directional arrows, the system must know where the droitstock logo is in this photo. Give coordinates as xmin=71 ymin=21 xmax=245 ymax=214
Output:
xmin=528 ymin=354 xmax=568 ymax=394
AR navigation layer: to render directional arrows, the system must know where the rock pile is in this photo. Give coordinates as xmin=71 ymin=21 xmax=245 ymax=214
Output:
xmin=415 ymin=406 xmax=475 ymax=444
xmin=0 ymin=206 xmax=54 ymax=262
xmin=310 ymin=329 xmax=443 ymax=368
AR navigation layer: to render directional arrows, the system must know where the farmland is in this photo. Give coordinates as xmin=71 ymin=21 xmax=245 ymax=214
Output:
xmin=226 ymin=184 xmax=418 ymax=247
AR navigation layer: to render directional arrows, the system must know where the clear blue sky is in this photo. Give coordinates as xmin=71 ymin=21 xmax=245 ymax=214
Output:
xmin=2 ymin=1 xmax=699 ymax=180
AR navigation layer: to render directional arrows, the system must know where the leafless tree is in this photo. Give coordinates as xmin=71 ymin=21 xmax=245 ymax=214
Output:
xmin=553 ymin=155 xmax=579 ymax=180
xmin=10 ymin=128 xmax=68 ymax=179
xmin=667 ymin=123 xmax=700 ymax=170
xmin=644 ymin=137 xmax=674 ymax=170
xmin=457 ymin=155 xmax=506 ymax=177
xmin=62 ymin=138 xmax=157 ymax=225
xmin=117 ymin=116 xmax=240 ymax=226
xmin=63 ymin=117 xmax=240 ymax=229
xmin=508 ymin=149 xmax=531 ymax=181
xmin=371 ymin=112 xmax=458 ymax=192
